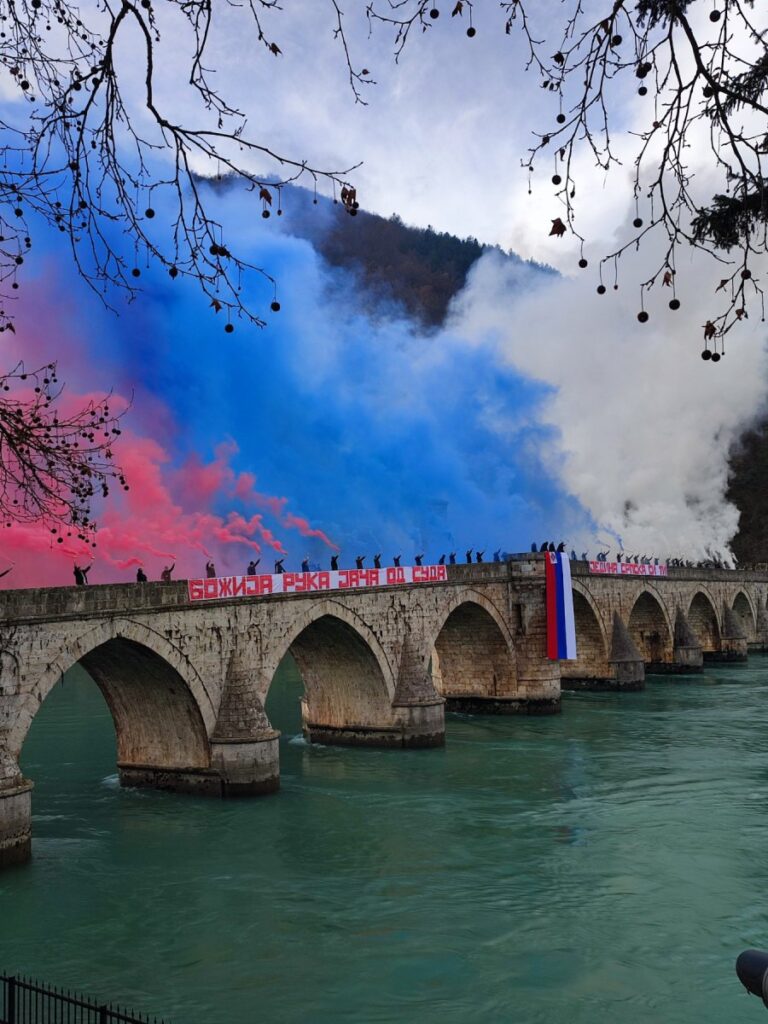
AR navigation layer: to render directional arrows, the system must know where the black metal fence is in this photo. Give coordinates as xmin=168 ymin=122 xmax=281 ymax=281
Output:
xmin=0 ymin=976 xmax=168 ymax=1024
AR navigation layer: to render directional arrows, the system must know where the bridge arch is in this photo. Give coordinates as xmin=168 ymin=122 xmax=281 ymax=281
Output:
xmin=9 ymin=617 xmax=215 ymax=771
xmin=263 ymin=601 xmax=397 ymax=734
xmin=427 ymin=591 xmax=516 ymax=699
xmin=627 ymin=590 xmax=674 ymax=667
xmin=688 ymin=591 xmax=721 ymax=653
xmin=732 ymin=590 xmax=757 ymax=642
xmin=561 ymin=583 xmax=610 ymax=683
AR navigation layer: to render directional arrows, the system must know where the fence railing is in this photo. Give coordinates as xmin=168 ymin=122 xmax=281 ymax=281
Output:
xmin=1 ymin=976 xmax=168 ymax=1024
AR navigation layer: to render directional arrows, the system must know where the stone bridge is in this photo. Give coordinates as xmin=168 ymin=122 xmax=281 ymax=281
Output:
xmin=1 ymin=554 xmax=767 ymax=868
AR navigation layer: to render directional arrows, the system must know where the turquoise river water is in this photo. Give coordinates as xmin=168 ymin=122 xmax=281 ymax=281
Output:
xmin=3 ymin=657 xmax=768 ymax=1023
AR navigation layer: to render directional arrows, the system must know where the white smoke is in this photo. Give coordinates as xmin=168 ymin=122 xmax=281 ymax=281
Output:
xmin=449 ymin=241 xmax=768 ymax=560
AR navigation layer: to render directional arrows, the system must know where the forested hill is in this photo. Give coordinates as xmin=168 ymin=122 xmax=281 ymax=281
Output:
xmin=259 ymin=181 xmax=764 ymax=559
xmin=727 ymin=426 xmax=768 ymax=563
xmin=268 ymin=181 xmax=553 ymax=329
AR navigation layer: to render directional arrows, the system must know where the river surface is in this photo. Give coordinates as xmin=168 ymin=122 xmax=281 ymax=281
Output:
xmin=3 ymin=657 xmax=768 ymax=1023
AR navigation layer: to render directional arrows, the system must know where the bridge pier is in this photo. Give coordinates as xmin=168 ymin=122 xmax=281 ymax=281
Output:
xmin=0 ymin=747 xmax=32 ymax=868
xmin=303 ymin=695 xmax=445 ymax=748
xmin=707 ymin=605 xmax=748 ymax=663
xmin=750 ymin=598 xmax=768 ymax=653
xmin=607 ymin=612 xmax=645 ymax=691
xmin=671 ymin=608 xmax=704 ymax=674
xmin=207 ymin=658 xmax=281 ymax=795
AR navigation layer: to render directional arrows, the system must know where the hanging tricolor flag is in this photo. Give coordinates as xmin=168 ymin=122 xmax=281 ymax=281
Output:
xmin=546 ymin=551 xmax=577 ymax=660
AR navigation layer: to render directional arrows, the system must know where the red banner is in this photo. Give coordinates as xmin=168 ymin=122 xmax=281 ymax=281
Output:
xmin=188 ymin=563 xmax=448 ymax=601
xmin=588 ymin=561 xmax=668 ymax=577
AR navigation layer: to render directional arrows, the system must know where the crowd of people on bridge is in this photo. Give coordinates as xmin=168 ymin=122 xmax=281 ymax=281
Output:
xmin=61 ymin=543 xmax=746 ymax=587
xmin=531 ymin=542 xmax=738 ymax=571
xmin=269 ymin=549 xmax=507 ymax=574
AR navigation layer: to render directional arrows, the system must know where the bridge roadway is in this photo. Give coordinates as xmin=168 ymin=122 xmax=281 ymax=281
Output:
xmin=1 ymin=554 xmax=767 ymax=867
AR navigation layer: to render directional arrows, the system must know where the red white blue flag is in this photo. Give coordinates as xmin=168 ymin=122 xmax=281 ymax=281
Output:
xmin=546 ymin=552 xmax=577 ymax=660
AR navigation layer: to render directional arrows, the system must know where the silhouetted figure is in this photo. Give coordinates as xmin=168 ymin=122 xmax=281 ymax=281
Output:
xmin=475 ymin=550 xmax=484 ymax=563
xmin=581 ymin=552 xmax=588 ymax=561
xmin=393 ymin=555 xmax=401 ymax=568
xmin=274 ymin=559 xmax=284 ymax=574
xmin=449 ymin=552 xmax=456 ymax=565
xmin=570 ymin=550 xmax=577 ymax=561
xmin=355 ymin=555 xmax=365 ymax=570
xmin=373 ymin=553 xmax=382 ymax=569
xmin=331 ymin=554 xmax=339 ymax=571
xmin=531 ymin=542 xmax=538 ymax=552
xmin=548 ymin=542 xmax=556 ymax=553
xmin=466 ymin=549 xmax=473 ymax=564
xmin=438 ymin=554 xmax=446 ymax=565
xmin=540 ymin=541 xmax=549 ymax=553
xmin=74 ymin=564 xmax=90 ymax=586
xmin=247 ymin=559 xmax=260 ymax=575
xmin=414 ymin=553 xmax=424 ymax=566
xmin=617 ymin=553 xmax=623 ymax=562
xmin=160 ymin=563 xmax=175 ymax=582
xmin=136 ymin=567 xmax=148 ymax=583
xmin=301 ymin=558 xmax=310 ymax=573
xmin=205 ymin=560 xmax=216 ymax=578
xmin=493 ymin=550 xmax=501 ymax=563
xmin=556 ymin=541 xmax=565 ymax=553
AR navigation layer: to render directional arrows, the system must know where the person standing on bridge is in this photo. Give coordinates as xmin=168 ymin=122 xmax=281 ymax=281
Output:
xmin=136 ymin=567 xmax=148 ymax=583
xmin=493 ymin=550 xmax=501 ymax=563
xmin=393 ymin=555 xmax=401 ymax=568
xmin=247 ymin=558 xmax=260 ymax=575
xmin=205 ymin=561 xmax=216 ymax=578
xmin=373 ymin=553 xmax=382 ymax=569
xmin=356 ymin=555 xmax=365 ymax=570
xmin=466 ymin=549 xmax=473 ymax=564
xmin=330 ymin=554 xmax=339 ymax=571
xmin=414 ymin=554 xmax=424 ymax=566
xmin=74 ymin=563 xmax=92 ymax=586
xmin=476 ymin=550 xmax=485 ymax=563
xmin=438 ymin=554 xmax=446 ymax=565
xmin=301 ymin=557 xmax=310 ymax=573
xmin=274 ymin=559 xmax=285 ymax=574
xmin=160 ymin=563 xmax=175 ymax=582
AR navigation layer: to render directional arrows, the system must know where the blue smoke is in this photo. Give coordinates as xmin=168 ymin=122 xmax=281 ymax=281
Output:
xmin=15 ymin=178 xmax=593 ymax=566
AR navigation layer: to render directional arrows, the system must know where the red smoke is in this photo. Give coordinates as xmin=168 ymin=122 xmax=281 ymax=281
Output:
xmin=1 ymin=413 xmax=337 ymax=590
